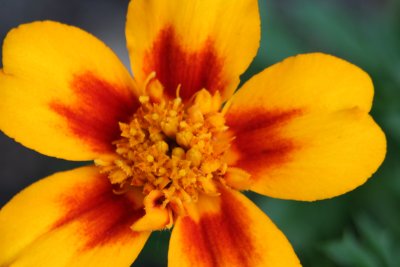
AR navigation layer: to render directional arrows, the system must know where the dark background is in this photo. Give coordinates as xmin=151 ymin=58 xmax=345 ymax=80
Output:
xmin=1 ymin=0 xmax=399 ymax=266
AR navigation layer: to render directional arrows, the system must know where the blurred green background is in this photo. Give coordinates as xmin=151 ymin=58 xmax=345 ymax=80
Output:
xmin=0 ymin=0 xmax=399 ymax=266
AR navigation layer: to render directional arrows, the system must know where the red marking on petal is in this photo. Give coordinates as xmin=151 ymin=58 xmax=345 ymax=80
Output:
xmin=54 ymin=174 xmax=145 ymax=250
xmin=144 ymin=26 xmax=226 ymax=101
xmin=50 ymin=72 xmax=138 ymax=153
xmin=226 ymin=108 xmax=302 ymax=176
xmin=180 ymin=189 xmax=259 ymax=267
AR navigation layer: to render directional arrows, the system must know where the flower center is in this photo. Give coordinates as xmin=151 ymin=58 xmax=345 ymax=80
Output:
xmin=96 ymin=83 xmax=231 ymax=217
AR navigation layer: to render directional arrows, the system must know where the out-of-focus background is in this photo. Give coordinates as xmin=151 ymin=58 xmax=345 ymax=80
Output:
xmin=0 ymin=0 xmax=399 ymax=266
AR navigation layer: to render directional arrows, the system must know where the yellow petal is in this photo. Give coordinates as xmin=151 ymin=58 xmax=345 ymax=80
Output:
xmin=228 ymin=53 xmax=375 ymax=113
xmin=0 ymin=21 xmax=139 ymax=161
xmin=168 ymin=186 xmax=300 ymax=267
xmin=223 ymin=167 xmax=252 ymax=190
xmin=0 ymin=166 xmax=149 ymax=267
xmin=225 ymin=53 xmax=386 ymax=201
xmin=131 ymin=190 xmax=173 ymax=231
xmin=126 ymin=0 xmax=260 ymax=101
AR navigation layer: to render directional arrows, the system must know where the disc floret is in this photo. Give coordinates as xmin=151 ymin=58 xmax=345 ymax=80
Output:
xmin=96 ymin=86 xmax=230 ymax=220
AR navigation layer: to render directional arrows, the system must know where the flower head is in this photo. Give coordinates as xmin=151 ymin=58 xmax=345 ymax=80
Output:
xmin=0 ymin=0 xmax=386 ymax=266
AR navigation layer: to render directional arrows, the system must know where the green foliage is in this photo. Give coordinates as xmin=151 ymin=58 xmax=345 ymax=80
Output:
xmin=323 ymin=215 xmax=400 ymax=267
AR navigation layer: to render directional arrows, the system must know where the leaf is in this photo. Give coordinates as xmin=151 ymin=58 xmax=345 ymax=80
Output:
xmin=322 ymin=215 xmax=400 ymax=267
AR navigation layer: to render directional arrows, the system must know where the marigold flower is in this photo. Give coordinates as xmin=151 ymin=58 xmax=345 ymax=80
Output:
xmin=0 ymin=0 xmax=386 ymax=266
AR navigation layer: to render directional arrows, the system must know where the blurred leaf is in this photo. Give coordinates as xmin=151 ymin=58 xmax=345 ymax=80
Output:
xmin=356 ymin=215 xmax=398 ymax=267
xmin=322 ymin=215 xmax=400 ymax=267
xmin=324 ymin=231 xmax=380 ymax=267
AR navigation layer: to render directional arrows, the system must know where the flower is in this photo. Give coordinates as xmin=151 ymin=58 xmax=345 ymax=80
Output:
xmin=0 ymin=0 xmax=386 ymax=266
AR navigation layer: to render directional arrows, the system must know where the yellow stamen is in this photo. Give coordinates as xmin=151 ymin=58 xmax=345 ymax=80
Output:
xmin=176 ymin=131 xmax=193 ymax=147
xmin=186 ymin=148 xmax=202 ymax=167
xmin=146 ymin=155 xmax=154 ymax=162
xmin=97 ymin=87 xmax=232 ymax=218
xmin=178 ymin=169 xmax=187 ymax=177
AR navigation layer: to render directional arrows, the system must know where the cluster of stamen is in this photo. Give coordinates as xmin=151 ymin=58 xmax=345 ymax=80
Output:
xmin=96 ymin=83 xmax=230 ymax=218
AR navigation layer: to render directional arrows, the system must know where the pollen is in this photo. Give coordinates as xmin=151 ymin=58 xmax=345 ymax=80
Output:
xmin=96 ymin=84 xmax=231 ymax=218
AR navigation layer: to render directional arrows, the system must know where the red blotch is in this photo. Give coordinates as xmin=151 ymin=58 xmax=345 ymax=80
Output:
xmin=226 ymin=108 xmax=302 ymax=176
xmin=180 ymin=189 xmax=260 ymax=267
xmin=144 ymin=26 xmax=226 ymax=101
xmin=54 ymin=174 xmax=145 ymax=250
xmin=50 ymin=72 xmax=139 ymax=153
